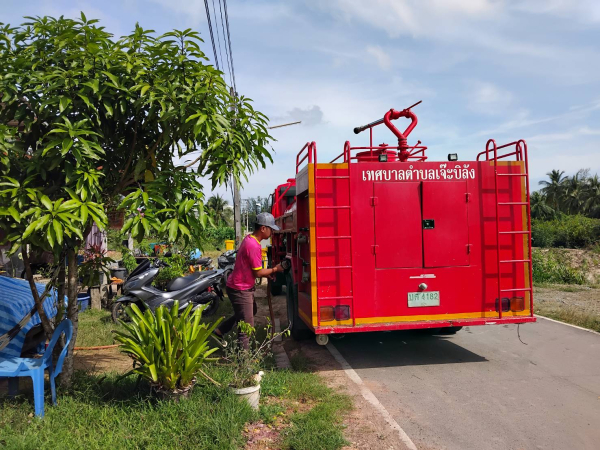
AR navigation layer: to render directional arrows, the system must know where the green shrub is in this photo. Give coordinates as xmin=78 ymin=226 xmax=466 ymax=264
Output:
xmin=152 ymin=253 xmax=187 ymax=289
xmin=532 ymin=215 xmax=600 ymax=248
xmin=532 ymin=249 xmax=586 ymax=284
xmin=203 ymin=226 xmax=235 ymax=248
xmin=113 ymin=302 xmax=221 ymax=392
xmin=121 ymin=247 xmax=138 ymax=273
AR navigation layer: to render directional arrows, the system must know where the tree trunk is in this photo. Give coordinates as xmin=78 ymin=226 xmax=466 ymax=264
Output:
xmin=22 ymin=246 xmax=54 ymax=339
xmin=55 ymin=251 xmax=66 ymax=323
xmin=59 ymin=248 xmax=79 ymax=388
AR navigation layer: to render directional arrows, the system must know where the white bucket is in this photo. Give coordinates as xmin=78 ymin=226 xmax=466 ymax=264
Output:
xmin=232 ymin=384 xmax=261 ymax=410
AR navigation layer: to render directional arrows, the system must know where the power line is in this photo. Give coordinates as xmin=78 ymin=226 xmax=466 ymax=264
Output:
xmin=203 ymin=0 xmax=220 ymax=71
xmin=211 ymin=0 xmax=229 ymax=83
xmin=218 ymin=0 xmax=234 ymax=88
xmin=222 ymin=0 xmax=237 ymax=93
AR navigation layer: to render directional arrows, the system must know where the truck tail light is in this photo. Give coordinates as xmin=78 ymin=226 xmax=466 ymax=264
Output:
xmin=510 ymin=297 xmax=525 ymax=312
xmin=320 ymin=306 xmax=334 ymax=321
xmin=320 ymin=305 xmax=351 ymax=321
xmin=334 ymin=305 xmax=350 ymax=320
xmin=495 ymin=297 xmax=510 ymax=312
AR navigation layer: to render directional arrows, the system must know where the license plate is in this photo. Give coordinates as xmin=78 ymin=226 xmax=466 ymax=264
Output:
xmin=408 ymin=291 xmax=440 ymax=307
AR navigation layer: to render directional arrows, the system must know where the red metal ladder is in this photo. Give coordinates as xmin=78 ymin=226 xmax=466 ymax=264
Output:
xmin=491 ymin=140 xmax=534 ymax=319
xmin=314 ymin=163 xmax=355 ymax=326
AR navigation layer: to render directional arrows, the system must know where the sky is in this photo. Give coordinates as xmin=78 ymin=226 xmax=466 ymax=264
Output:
xmin=2 ymin=0 xmax=600 ymax=202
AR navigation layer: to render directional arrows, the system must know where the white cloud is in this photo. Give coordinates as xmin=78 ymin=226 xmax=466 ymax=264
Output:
xmin=367 ymin=45 xmax=391 ymax=70
xmin=273 ymin=105 xmax=325 ymax=127
xmin=466 ymin=81 xmax=515 ymax=115
xmin=511 ymin=0 xmax=600 ymax=24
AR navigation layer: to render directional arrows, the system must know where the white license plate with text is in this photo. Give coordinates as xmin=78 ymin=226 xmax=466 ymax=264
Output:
xmin=408 ymin=291 xmax=440 ymax=307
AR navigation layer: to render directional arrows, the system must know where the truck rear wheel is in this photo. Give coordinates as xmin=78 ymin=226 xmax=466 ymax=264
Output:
xmin=286 ymin=275 xmax=312 ymax=340
xmin=271 ymin=283 xmax=282 ymax=296
xmin=440 ymin=326 xmax=463 ymax=335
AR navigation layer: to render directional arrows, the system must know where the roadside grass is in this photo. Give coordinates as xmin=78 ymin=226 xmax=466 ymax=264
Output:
xmin=0 ymin=367 xmax=254 ymax=450
xmin=76 ymin=309 xmax=122 ymax=347
xmin=535 ymin=302 xmax=600 ymax=333
xmin=2 ymin=309 xmax=352 ymax=450
xmin=261 ymin=370 xmax=351 ymax=450
xmin=0 ymin=365 xmax=351 ymax=450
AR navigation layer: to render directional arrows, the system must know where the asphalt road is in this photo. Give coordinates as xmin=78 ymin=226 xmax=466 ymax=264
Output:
xmin=331 ymin=318 xmax=600 ymax=450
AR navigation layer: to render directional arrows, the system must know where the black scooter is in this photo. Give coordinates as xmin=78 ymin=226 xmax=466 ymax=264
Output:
xmin=111 ymin=258 xmax=224 ymax=323
xmin=216 ymin=248 xmax=237 ymax=287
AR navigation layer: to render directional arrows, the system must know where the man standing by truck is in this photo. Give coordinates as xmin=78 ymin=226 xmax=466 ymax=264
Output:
xmin=215 ymin=213 xmax=283 ymax=348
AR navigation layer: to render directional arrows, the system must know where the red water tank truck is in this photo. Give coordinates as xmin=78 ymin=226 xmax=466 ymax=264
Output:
xmin=269 ymin=102 xmax=535 ymax=345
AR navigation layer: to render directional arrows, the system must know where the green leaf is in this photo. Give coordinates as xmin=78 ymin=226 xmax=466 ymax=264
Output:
xmin=78 ymin=93 xmax=93 ymax=109
xmin=82 ymin=79 xmax=100 ymax=94
xmin=40 ymin=195 xmax=53 ymax=211
xmin=104 ymin=102 xmax=113 ymax=117
xmin=102 ymin=71 xmax=120 ymax=88
xmin=141 ymin=84 xmax=151 ymax=96
xmin=7 ymin=206 xmax=20 ymax=222
xmin=168 ymin=219 xmax=179 ymax=242
xmin=59 ymin=97 xmax=72 ymax=113
xmin=47 ymin=224 xmax=55 ymax=248
xmin=81 ymin=11 xmax=87 ymax=22
xmin=53 ymin=220 xmax=63 ymax=246
xmin=80 ymin=204 xmax=89 ymax=224
xmin=22 ymin=219 xmax=41 ymax=240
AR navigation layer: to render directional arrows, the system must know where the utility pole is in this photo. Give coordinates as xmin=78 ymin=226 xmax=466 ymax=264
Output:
xmin=231 ymin=87 xmax=242 ymax=248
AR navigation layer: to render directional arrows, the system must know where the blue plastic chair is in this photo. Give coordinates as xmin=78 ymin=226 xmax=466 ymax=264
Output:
xmin=0 ymin=319 xmax=73 ymax=417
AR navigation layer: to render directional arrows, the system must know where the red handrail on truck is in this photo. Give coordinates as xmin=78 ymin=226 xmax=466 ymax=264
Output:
xmin=270 ymin=103 xmax=535 ymax=346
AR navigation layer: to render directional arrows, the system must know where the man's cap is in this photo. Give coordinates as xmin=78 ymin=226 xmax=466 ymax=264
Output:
xmin=255 ymin=212 xmax=280 ymax=231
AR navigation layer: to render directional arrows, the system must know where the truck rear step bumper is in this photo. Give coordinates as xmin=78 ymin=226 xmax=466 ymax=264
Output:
xmin=314 ymin=316 xmax=536 ymax=334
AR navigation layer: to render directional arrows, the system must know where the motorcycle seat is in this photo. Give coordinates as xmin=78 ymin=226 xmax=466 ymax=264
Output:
xmin=194 ymin=257 xmax=212 ymax=265
xmin=166 ymin=270 xmax=218 ymax=291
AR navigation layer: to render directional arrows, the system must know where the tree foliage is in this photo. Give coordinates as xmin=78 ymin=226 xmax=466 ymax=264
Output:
xmin=0 ymin=14 xmax=273 ymax=385
xmin=206 ymin=193 xmax=232 ymax=226
xmin=534 ymin=169 xmax=600 ymax=219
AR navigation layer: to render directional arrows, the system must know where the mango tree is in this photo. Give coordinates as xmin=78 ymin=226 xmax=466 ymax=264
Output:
xmin=0 ymin=14 xmax=272 ymax=385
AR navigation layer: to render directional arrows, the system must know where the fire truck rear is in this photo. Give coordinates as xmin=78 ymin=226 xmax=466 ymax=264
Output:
xmin=270 ymin=102 xmax=535 ymax=345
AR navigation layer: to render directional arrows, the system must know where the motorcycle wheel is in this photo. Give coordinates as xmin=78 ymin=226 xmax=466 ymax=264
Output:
xmin=111 ymin=301 xmax=130 ymax=323
xmin=221 ymin=269 xmax=232 ymax=288
xmin=199 ymin=298 xmax=219 ymax=317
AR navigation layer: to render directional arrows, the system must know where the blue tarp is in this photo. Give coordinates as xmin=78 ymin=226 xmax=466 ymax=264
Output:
xmin=0 ymin=277 xmax=65 ymax=357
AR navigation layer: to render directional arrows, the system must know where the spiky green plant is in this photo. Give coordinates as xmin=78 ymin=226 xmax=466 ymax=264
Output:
xmin=113 ymin=302 xmax=221 ymax=391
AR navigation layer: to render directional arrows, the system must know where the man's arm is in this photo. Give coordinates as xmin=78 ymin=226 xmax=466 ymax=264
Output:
xmin=253 ymin=264 xmax=283 ymax=278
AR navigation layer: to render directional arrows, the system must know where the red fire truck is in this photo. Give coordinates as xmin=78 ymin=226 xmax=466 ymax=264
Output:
xmin=270 ymin=102 xmax=535 ymax=345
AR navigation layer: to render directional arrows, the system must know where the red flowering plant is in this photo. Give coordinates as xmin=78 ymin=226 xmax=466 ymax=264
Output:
xmin=78 ymin=244 xmax=115 ymax=287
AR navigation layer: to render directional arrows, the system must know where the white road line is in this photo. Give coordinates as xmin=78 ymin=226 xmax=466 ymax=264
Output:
xmin=535 ymin=314 xmax=600 ymax=336
xmin=326 ymin=342 xmax=418 ymax=450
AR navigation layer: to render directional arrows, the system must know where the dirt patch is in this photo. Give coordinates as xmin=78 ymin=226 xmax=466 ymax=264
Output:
xmin=535 ymin=285 xmax=600 ymax=316
xmin=73 ymin=348 xmax=133 ymax=374
xmin=244 ymin=421 xmax=282 ymax=449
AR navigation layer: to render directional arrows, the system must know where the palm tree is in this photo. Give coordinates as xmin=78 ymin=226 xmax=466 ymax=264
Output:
xmin=530 ymin=191 xmax=556 ymax=220
xmin=539 ymin=170 xmax=566 ymax=211
xmin=206 ymin=194 xmax=232 ymax=226
xmin=584 ymin=174 xmax=600 ymax=218
xmin=562 ymin=173 xmax=586 ymax=214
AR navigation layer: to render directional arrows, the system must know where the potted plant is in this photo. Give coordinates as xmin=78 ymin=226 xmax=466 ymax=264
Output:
xmin=79 ymin=244 xmax=115 ymax=308
xmin=222 ymin=321 xmax=289 ymax=410
xmin=113 ymin=301 xmax=221 ymax=400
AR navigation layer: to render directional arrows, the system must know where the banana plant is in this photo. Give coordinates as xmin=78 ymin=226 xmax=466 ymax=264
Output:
xmin=113 ymin=301 xmax=221 ymax=391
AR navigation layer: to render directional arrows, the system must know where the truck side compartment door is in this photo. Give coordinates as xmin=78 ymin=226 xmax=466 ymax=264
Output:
xmin=373 ymin=181 xmax=423 ymax=269
xmin=422 ymin=180 xmax=470 ymax=267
